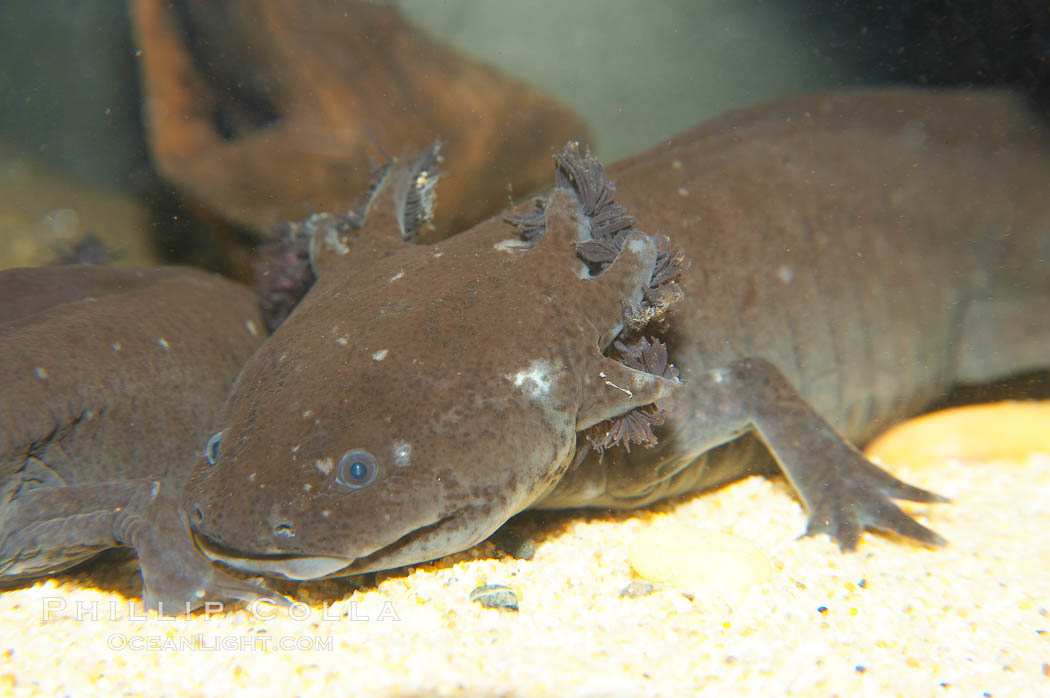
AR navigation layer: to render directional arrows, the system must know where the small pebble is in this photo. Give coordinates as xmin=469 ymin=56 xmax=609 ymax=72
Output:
xmin=628 ymin=525 xmax=772 ymax=594
xmin=491 ymin=528 xmax=536 ymax=560
xmin=865 ymin=400 xmax=1050 ymax=469
xmin=469 ymin=584 xmax=519 ymax=612
xmin=619 ymin=580 xmax=655 ymax=598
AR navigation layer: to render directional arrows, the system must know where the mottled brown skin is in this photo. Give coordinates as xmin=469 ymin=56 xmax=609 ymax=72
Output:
xmin=0 ymin=265 xmax=270 ymax=610
xmin=186 ymin=89 xmax=1050 ymax=582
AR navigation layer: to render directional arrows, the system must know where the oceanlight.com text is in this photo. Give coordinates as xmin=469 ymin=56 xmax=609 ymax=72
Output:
xmin=106 ymin=633 xmax=334 ymax=652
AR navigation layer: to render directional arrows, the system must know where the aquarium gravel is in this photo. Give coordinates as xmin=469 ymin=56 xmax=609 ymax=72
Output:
xmin=1 ymin=454 xmax=1047 ymax=697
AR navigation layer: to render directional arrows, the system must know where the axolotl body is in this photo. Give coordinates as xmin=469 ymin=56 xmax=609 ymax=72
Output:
xmin=186 ymin=89 xmax=1050 ymax=584
xmin=0 ymin=265 xmax=270 ymax=609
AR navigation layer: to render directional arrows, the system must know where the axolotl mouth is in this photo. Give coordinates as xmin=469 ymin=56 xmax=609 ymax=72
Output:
xmin=191 ymin=509 xmax=476 ymax=581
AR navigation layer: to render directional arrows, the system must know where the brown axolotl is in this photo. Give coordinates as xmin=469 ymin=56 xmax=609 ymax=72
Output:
xmin=185 ymin=88 xmax=1050 ymax=583
xmin=0 ymin=265 xmax=273 ymax=610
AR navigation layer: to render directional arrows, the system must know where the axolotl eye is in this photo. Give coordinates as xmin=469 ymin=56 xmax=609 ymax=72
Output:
xmin=336 ymin=450 xmax=378 ymax=489
xmin=205 ymin=429 xmax=226 ymax=466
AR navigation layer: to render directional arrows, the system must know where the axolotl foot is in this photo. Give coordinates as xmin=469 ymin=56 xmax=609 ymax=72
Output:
xmin=799 ymin=442 xmax=948 ymax=551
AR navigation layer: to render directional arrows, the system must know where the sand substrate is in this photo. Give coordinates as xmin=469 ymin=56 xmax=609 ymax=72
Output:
xmin=2 ymin=454 xmax=1047 ymax=697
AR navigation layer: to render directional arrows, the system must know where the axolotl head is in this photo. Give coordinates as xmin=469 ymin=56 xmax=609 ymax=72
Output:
xmin=183 ymin=144 xmax=681 ymax=581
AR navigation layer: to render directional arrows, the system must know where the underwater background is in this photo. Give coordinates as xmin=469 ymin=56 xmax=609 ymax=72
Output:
xmin=1 ymin=0 xmax=1046 ymax=271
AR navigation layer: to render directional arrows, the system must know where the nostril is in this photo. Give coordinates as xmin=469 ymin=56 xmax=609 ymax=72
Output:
xmin=274 ymin=523 xmax=294 ymax=538
xmin=192 ymin=506 xmax=204 ymax=522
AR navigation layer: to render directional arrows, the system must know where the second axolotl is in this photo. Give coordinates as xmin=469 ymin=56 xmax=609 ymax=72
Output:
xmin=185 ymin=88 xmax=1050 ymax=584
xmin=0 ymin=265 xmax=270 ymax=609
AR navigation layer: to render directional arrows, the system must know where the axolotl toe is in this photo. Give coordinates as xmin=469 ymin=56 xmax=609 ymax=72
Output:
xmin=185 ymin=88 xmax=1050 ymax=580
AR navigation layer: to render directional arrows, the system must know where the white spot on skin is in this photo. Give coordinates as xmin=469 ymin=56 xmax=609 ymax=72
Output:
xmin=314 ymin=458 xmax=333 ymax=476
xmin=149 ymin=481 xmax=160 ymax=500
xmin=321 ymin=510 xmax=331 ymax=519
xmin=302 ymin=410 xmax=313 ymax=419
xmin=303 ymin=483 xmax=312 ymax=493
xmin=393 ymin=442 xmax=412 ymax=467
xmin=777 ymin=265 xmax=794 ymax=284
xmin=432 ymin=251 xmax=443 ymax=258
xmin=33 ymin=367 xmax=48 ymax=379
xmin=677 ymin=187 xmax=689 ymax=197
xmin=494 ymin=239 xmax=531 ymax=253
xmin=112 ymin=342 xmax=122 ymax=353
xmin=671 ymin=159 xmax=683 ymax=170
xmin=627 ymin=237 xmax=649 ymax=255
xmin=336 ymin=336 xmax=349 ymax=346
xmin=245 ymin=320 xmax=258 ymax=337
xmin=509 ymin=360 xmax=557 ymax=399
xmin=389 ymin=270 xmax=405 ymax=282
xmin=248 ymin=473 xmax=256 ymax=482
xmin=157 ymin=337 xmax=169 ymax=351
xmin=372 ymin=349 xmax=388 ymax=361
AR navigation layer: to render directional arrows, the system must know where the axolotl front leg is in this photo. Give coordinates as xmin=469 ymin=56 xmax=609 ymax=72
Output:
xmin=528 ymin=144 xmax=949 ymax=550
xmin=545 ymin=355 xmax=949 ymax=548
xmin=1 ymin=476 xmax=272 ymax=610
xmin=332 ymin=140 xmax=949 ymax=553
xmin=669 ymin=358 xmax=948 ymax=549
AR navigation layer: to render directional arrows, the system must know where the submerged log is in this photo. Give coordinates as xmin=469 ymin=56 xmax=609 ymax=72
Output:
xmin=130 ymin=0 xmax=590 ymax=243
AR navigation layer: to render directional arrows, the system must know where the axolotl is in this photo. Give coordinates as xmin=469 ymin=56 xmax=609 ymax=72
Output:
xmin=0 ymin=265 xmax=271 ymax=609
xmin=186 ymin=89 xmax=1050 ymax=584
